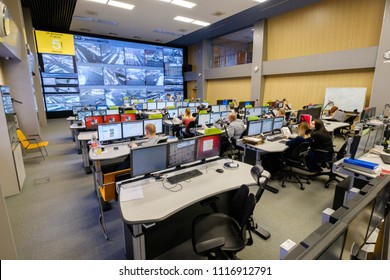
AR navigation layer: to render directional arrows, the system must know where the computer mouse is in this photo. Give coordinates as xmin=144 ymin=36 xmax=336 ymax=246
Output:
xmin=216 ymin=168 xmax=224 ymax=173
xmin=113 ymin=146 xmax=119 ymax=150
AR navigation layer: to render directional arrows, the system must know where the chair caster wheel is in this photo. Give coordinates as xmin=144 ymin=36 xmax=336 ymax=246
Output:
xmin=300 ymin=186 xmax=305 ymax=190
xmin=282 ymin=184 xmax=286 ymax=188
xmin=324 ymin=184 xmax=330 ymax=189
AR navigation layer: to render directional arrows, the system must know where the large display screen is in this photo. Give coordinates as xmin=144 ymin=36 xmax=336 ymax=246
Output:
xmin=39 ymin=33 xmax=184 ymax=113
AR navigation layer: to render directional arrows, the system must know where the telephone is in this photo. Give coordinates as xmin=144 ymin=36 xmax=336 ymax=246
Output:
xmin=281 ymin=127 xmax=291 ymax=138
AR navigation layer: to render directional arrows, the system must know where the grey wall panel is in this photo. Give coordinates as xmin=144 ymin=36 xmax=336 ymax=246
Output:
xmin=204 ymin=64 xmax=251 ymax=80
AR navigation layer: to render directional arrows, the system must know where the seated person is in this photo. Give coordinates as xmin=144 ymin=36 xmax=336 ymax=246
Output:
xmin=306 ymin=119 xmax=334 ymax=172
xmin=329 ymin=105 xmax=347 ymax=122
xmin=284 ymin=122 xmax=311 ymax=159
xmin=181 ymin=108 xmax=196 ymax=127
xmin=214 ymin=112 xmax=245 ymax=155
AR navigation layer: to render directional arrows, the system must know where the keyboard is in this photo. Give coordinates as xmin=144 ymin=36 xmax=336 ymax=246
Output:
xmin=380 ymin=153 xmax=390 ymax=164
xmin=166 ymin=169 xmax=203 ymax=184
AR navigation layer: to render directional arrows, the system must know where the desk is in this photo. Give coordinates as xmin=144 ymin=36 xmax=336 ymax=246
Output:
xmin=323 ymin=121 xmax=350 ymax=136
xmin=69 ymin=123 xmax=86 ymax=153
xmin=78 ymin=131 xmax=97 ymax=174
xmin=118 ymin=158 xmax=255 ymax=259
xmin=236 ymin=138 xmax=288 ymax=165
xmin=67 ymin=116 xmax=76 ymax=141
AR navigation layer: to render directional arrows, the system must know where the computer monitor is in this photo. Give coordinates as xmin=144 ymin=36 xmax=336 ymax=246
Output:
xmin=201 ymin=102 xmax=209 ymax=107
xmin=219 ymin=105 xmax=230 ymax=112
xmin=220 ymin=111 xmax=229 ymax=119
xmin=120 ymin=114 xmax=136 ymax=122
xmin=106 ymin=108 xmax=119 ymax=115
xmin=156 ymin=101 xmax=166 ymax=109
xmin=239 ymin=101 xmax=255 ymax=108
xmin=252 ymin=107 xmax=262 ymax=116
xmin=273 ymin=116 xmax=284 ymax=131
xmin=166 ymin=101 xmax=175 ymax=108
xmin=374 ymin=125 xmax=385 ymax=145
xmin=197 ymin=113 xmax=211 ymax=126
xmin=188 ymin=102 xmax=197 ymax=107
xmin=84 ymin=115 xmax=103 ymax=129
xmin=167 ymin=108 xmax=179 ymax=118
xmin=247 ymin=120 xmax=262 ymax=136
xmin=364 ymin=128 xmax=377 ymax=154
xmin=168 ymin=138 xmax=197 ymax=168
xmin=217 ymin=99 xmax=232 ymax=105
xmin=130 ymin=144 xmax=168 ymax=177
xmin=297 ymin=107 xmax=322 ymax=123
xmin=366 ymin=184 xmax=390 ymax=242
xmin=260 ymin=106 xmax=270 ymax=115
xmin=261 ymin=118 xmax=273 ymax=134
xmin=176 ymin=101 xmax=184 ymax=107
xmin=211 ymin=105 xmax=220 ymax=113
xmin=122 ymin=120 xmax=144 ymax=139
xmin=196 ymin=134 xmax=221 ymax=160
xmin=210 ymin=112 xmax=222 ymax=123
xmin=92 ymin=110 xmax=106 ymax=116
xmin=97 ymin=123 xmax=123 ymax=142
xmin=147 ymin=102 xmax=157 ymax=110
xmin=245 ymin=107 xmax=255 ymax=117
xmin=72 ymin=106 xmax=85 ymax=115
xmin=96 ymin=105 xmax=108 ymax=110
xmin=103 ymin=114 xmax=121 ymax=123
xmin=144 ymin=118 xmax=163 ymax=134
xmin=83 ymin=105 xmax=97 ymax=111
xmin=77 ymin=110 xmax=92 ymax=121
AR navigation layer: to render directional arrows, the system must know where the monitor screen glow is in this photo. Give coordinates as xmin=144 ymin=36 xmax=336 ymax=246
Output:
xmin=144 ymin=118 xmax=163 ymax=134
xmin=131 ymin=144 xmax=168 ymax=177
xmin=196 ymin=134 xmax=221 ymax=160
xmin=97 ymin=123 xmax=122 ymax=142
xmin=261 ymin=118 xmax=273 ymax=134
xmin=273 ymin=117 xmax=284 ymax=130
xmin=168 ymin=138 xmax=197 ymax=167
xmin=247 ymin=121 xmax=262 ymax=136
xmin=122 ymin=121 xmax=144 ymax=138
xmin=147 ymin=102 xmax=157 ymax=110
xmin=198 ymin=114 xmax=211 ymax=126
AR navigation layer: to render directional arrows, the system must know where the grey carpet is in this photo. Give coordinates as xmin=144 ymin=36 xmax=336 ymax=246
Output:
xmin=5 ymin=118 xmax=340 ymax=260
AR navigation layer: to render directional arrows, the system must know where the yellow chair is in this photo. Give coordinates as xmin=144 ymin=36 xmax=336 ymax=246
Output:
xmin=16 ymin=128 xmax=48 ymax=160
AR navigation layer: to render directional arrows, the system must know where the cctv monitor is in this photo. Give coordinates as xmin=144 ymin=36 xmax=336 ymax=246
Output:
xmin=130 ymin=144 xmax=168 ymax=177
xmin=210 ymin=112 xmax=222 ymax=123
xmin=273 ymin=117 xmax=285 ymax=131
xmin=168 ymin=138 xmax=197 ymax=168
xmin=120 ymin=114 xmax=136 ymax=122
xmin=211 ymin=105 xmax=220 ymax=113
xmin=167 ymin=108 xmax=179 ymax=118
xmin=197 ymin=113 xmax=211 ymax=126
xmin=217 ymin=99 xmax=232 ymax=105
xmin=188 ymin=102 xmax=197 ymax=107
xmin=260 ymin=106 xmax=270 ymax=115
xmin=96 ymin=105 xmax=108 ymax=110
xmin=72 ymin=106 xmax=85 ymax=115
xmin=196 ymin=134 xmax=221 ymax=161
xmin=144 ymin=118 xmax=163 ymax=134
xmin=147 ymin=102 xmax=157 ymax=110
xmin=245 ymin=107 xmax=255 ymax=117
xmin=247 ymin=120 xmax=262 ymax=136
xmin=122 ymin=120 xmax=144 ymax=139
xmin=156 ymin=101 xmax=166 ymax=109
xmin=106 ymin=108 xmax=119 ymax=115
xmin=175 ymin=101 xmax=184 ymax=107
xmin=83 ymin=105 xmax=97 ymax=111
xmin=103 ymin=114 xmax=121 ymax=123
xmin=77 ymin=110 xmax=92 ymax=121
xmin=219 ymin=105 xmax=230 ymax=112
xmin=97 ymin=123 xmax=122 ymax=142
xmin=261 ymin=118 xmax=274 ymax=134
xmin=84 ymin=115 xmax=103 ymax=129
xmin=239 ymin=101 xmax=255 ymax=108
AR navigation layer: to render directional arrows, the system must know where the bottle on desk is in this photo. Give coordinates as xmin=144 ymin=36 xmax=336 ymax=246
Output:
xmin=91 ymin=135 xmax=101 ymax=154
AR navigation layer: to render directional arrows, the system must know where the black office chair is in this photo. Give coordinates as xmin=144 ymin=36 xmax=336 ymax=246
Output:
xmin=192 ymin=184 xmax=256 ymax=259
xmin=338 ymin=113 xmax=359 ymax=139
xmin=182 ymin=121 xmax=197 ymax=138
xmin=157 ymin=136 xmax=168 ymax=143
xmin=281 ymin=141 xmax=311 ymax=190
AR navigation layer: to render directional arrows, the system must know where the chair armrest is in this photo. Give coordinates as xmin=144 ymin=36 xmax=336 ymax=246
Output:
xmin=195 ymin=237 xmax=226 ymax=254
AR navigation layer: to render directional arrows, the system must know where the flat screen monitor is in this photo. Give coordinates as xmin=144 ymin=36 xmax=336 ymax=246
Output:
xmin=103 ymin=114 xmax=121 ymax=123
xmin=247 ymin=120 xmax=262 ymax=136
xmin=219 ymin=105 xmax=230 ymax=112
xmin=176 ymin=101 xmax=184 ymax=107
xmin=367 ymin=185 xmax=390 ymax=242
xmin=130 ymin=144 xmax=168 ymax=177
xmin=201 ymin=102 xmax=209 ymax=107
xmin=196 ymin=134 xmax=221 ymax=160
xmin=72 ymin=106 xmax=85 ymax=115
xmin=120 ymin=113 xmax=136 ymax=122
xmin=188 ymin=102 xmax=197 ymax=107
xmin=261 ymin=106 xmax=270 ymax=115
xmin=245 ymin=107 xmax=255 ymax=117
xmin=261 ymin=118 xmax=273 ymax=134
xmin=354 ymin=130 xmax=370 ymax=158
xmin=374 ymin=125 xmax=385 ymax=145
xmin=217 ymin=99 xmax=232 ymax=105
xmin=210 ymin=112 xmax=222 ymax=123
xmin=211 ymin=105 xmax=220 ymax=113
xmin=273 ymin=117 xmax=285 ymax=131
xmin=122 ymin=120 xmax=144 ymax=138
xmin=77 ymin=110 xmax=92 ymax=121
xmin=156 ymin=101 xmax=166 ymax=109
xmin=92 ymin=110 xmax=106 ymax=116
xmin=220 ymin=111 xmax=229 ymax=119
xmin=167 ymin=108 xmax=179 ymax=118
xmin=97 ymin=123 xmax=123 ymax=142
xmin=197 ymin=114 xmax=211 ymax=126
xmin=135 ymin=103 xmax=145 ymax=110
xmin=85 ymin=115 xmax=103 ymax=129
xmin=96 ymin=105 xmax=108 ymax=110
xmin=166 ymin=101 xmax=175 ymax=108
xmin=83 ymin=105 xmax=97 ymax=111
xmin=144 ymin=118 xmax=163 ymax=134
xmin=239 ymin=101 xmax=255 ymax=108
xmin=364 ymin=128 xmax=377 ymax=154
xmin=168 ymin=138 xmax=197 ymax=167
xmin=253 ymin=107 xmax=262 ymax=116
xmin=147 ymin=102 xmax=157 ymax=110
xmin=106 ymin=108 xmax=119 ymax=115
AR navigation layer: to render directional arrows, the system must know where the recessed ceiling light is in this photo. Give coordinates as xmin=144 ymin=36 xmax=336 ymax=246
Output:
xmin=174 ymin=16 xmax=194 ymax=23
xmin=171 ymin=0 xmax=196 ymax=8
xmin=254 ymin=0 xmax=269 ymax=3
xmin=192 ymin=20 xmax=210 ymax=27
xmin=107 ymin=0 xmax=135 ymax=10
xmin=85 ymin=0 xmax=108 ymax=4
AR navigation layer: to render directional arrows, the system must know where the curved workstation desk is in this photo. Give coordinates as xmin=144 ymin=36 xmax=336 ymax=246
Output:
xmin=118 ymin=158 xmax=256 ymax=260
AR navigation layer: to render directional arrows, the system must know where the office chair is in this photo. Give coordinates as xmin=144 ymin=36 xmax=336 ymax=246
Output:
xmin=182 ymin=121 xmax=197 ymax=138
xmin=192 ymin=184 xmax=256 ymax=259
xmin=157 ymin=136 xmax=168 ymax=143
xmin=281 ymin=141 xmax=311 ymax=190
xmin=338 ymin=113 xmax=359 ymax=139
xmin=16 ymin=128 xmax=49 ymax=160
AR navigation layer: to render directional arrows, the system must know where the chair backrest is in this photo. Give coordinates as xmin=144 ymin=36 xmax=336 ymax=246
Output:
xmin=157 ymin=136 xmax=168 ymax=144
xmin=290 ymin=141 xmax=311 ymax=160
xmin=229 ymin=185 xmax=256 ymax=228
xmin=16 ymin=129 xmax=29 ymax=148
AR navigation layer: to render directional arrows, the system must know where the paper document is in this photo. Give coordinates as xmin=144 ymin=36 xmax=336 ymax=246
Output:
xmin=120 ymin=186 xmax=144 ymax=201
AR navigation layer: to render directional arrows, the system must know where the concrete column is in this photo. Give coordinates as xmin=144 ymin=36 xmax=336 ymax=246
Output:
xmin=251 ymin=20 xmax=266 ymax=106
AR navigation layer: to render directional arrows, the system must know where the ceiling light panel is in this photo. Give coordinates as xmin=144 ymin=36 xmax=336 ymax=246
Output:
xmin=171 ymin=0 xmax=196 ymax=8
xmin=254 ymin=0 xmax=270 ymax=3
xmin=85 ymin=0 xmax=108 ymax=4
xmin=107 ymin=0 xmax=135 ymax=10
xmin=192 ymin=20 xmax=210 ymax=27
xmin=174 ymin=16 xmax=194 ymax=23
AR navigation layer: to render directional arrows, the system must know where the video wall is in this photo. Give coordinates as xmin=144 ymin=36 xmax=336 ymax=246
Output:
xmin=38 ymin=34 xmax=184 ymax=112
